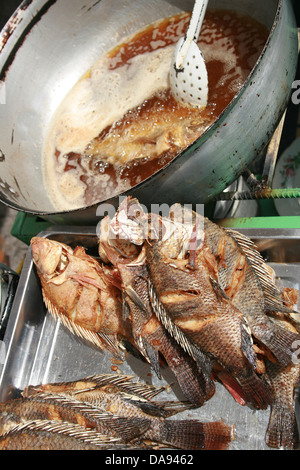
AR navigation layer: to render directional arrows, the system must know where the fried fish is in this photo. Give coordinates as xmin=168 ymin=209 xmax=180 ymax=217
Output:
xmin=0 ymin=419 xmax=124 ymax=450
xmin=98 ymin=202 xmax=215 ymax=406
xmin=31 ymin=237 xmax=133 ymax=357
xmin=201 ymin=214 xmax=300 ymax=366
xmin=22 ymin=374 xmax=234 ymax=450
xmin=0 ymin=393 xmax=149 ymax=443
xmin=145 ymin=211 xmax=272 ymax=410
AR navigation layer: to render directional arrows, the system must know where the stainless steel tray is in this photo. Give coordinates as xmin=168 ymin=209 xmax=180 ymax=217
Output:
xmin=0 ymin=226 xmax=300 ymax=451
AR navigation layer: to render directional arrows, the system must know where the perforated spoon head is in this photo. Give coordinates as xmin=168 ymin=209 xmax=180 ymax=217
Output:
xmin=170 ymin=38 xmax=208 ymax=108
xmin=169 ymin=0 xmax=209 ymax=108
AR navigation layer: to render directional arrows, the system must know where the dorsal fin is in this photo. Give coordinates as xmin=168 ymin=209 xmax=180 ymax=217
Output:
xmin=225 ymin=228 xmax=295 ymax=314
xmin=86 ymin=373 xmax=166 ymax=400
xmin=1 ymin=419 xmax=121 ymax=447
xmin=43 ymin=293 xmax=125 ymax=359
xmin=28 ymin=393 xmax=151 ymax=441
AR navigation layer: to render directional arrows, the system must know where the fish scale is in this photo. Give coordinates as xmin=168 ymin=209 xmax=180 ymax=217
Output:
xmin=0 ymin=419 xmax=125 ymax=451
xmin=0 ymin=393 xmax=150 ymax=443
xmin=201 ymin=217 xmax=300 ymax=366
xmin=28 ymin=197 xmax=300 ymax=449
xmin=145 ymin=222 xmax=273 ymax=411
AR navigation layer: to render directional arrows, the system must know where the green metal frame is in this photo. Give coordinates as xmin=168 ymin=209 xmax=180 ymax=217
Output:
xmin=10 ymin=200 xmax=300 ymax=245
xmin=11 ymin=212 xmax=51 ymax=245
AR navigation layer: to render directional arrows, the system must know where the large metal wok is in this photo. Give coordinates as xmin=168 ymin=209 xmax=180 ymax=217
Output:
xmin=0 ymin=0 xmax=298 ymax=224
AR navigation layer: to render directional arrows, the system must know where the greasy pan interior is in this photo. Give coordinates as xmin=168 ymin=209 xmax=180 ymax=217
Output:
xmin=0 ymin=0 xmax=298 ymax=224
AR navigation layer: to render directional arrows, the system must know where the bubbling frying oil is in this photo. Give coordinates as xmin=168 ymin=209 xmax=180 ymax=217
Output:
xmin=43 ymin=10 xmax=269 ymax=211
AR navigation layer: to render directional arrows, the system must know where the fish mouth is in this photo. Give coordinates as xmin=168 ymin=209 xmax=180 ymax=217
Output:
xmin=31 ymin=237 xmax=71 ymax=277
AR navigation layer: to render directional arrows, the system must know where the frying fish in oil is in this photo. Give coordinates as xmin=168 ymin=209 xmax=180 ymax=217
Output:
xmin=0 ymin=420 xmax=127 ymax=451
xmin=31 ymin=237 xmax=133 ymax=358
xmin=22 ymin=373 xmax=234 ymax=450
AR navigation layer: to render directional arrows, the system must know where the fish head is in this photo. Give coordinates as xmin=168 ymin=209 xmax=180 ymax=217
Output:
xmin=147 ymin=210 xmax=204 ymax=262
xmin=98 ymin=198 xmax=146 ymax=265
xmin=110 ymin=197 xmax=146 ymax=246
xmin=31 ymin=237 xmax=73 ymax=276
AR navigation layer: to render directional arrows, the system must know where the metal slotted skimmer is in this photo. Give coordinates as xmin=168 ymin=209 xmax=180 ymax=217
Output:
xmin=170 ymin=0 xmax=209 ymax=108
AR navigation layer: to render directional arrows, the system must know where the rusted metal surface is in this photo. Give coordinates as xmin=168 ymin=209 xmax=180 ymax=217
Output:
xmin=0 ymin=0 xmax=56 ymax=82
xmin=0 ymin=1 xmax=33 ymax=53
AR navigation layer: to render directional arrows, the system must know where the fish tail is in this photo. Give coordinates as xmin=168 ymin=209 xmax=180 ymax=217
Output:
xmin=157 ymin=333 xmax=215 ymax=406
xmin=235 ymin=368 xmax=273 ymax=410
xmin=170 ymin=360 xmax=215 ymax=407
xmin=159 ymin=419 xmax=234 ymax=450
xmin=142 ymin=318 xmax=215 ymax=406
xmin=265 ymin=402 xmax=299 ymax=450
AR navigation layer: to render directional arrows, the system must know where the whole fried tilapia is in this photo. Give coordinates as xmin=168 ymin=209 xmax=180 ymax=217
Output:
xmin=0 ymin=393 xmax=149 ymax=443
xmin=0 ymin=420 xmax=125 ymax=450
xmin=264 ymin=359 xmax=300 ymax=449
xmin=23 ymin=373 xmax=191 ymax=418
xmin=199 ymin=213 xmax=300 ymax=366
xmin=98 ymin=204 xmax=215 ymax=406
xmin=31 ymin=237 xmax=133 ymax=357
xmin=145 ymin=211 xmax=272 ymax=410
xmin=262 ymin=292 xmax=300 ymax=451
xmin=22 ymin=374 xmax=234 ymax=450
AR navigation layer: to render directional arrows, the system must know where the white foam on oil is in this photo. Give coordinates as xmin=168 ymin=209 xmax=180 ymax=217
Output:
xmin=43 ymin=11 xmax=267 ymax=212
xmin=46 ymin=46 xmax=174 ymax=155
xmin=43 ymin=45 xmax=174 ymax=210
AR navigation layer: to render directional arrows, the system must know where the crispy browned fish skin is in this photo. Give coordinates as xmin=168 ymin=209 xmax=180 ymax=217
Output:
xmin=0 ymin=420 xmax=123 ymax=450
xmin=69 ymin=383 xmax=234 ymax=450
xmin=118 ymin=252 xmax=216 ymax=406
xmin=145 ymin=214 xmax=272 ymax=410
xmin=22 ymin=374 xmax=233 ymax=450
xmin=99 ymin=198 xmax=272 ymax=409
xmin=120 ymin=261 xmax=215 ymax=406
xmin=202 ymin=217 xmax=300 ymax=366
xmin=0 ymin=393 xmax=149 ymax=443
xmin=23 ymin=373 xmax=190 ymax=418
xmin=31 ymin=237 xmax=133 ymax=357
xmin=263 ymin=360 xmax=300 ymax=450
xmin=98 ymin=207 xmax=215 ymax=406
